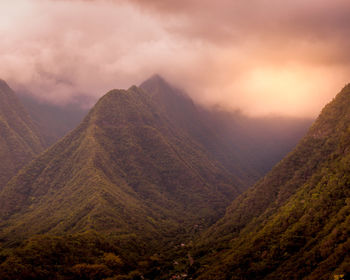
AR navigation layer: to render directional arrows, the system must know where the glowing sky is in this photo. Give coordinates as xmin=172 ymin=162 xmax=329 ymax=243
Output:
xmin=1 ymin=0 xmax=349 ymax=116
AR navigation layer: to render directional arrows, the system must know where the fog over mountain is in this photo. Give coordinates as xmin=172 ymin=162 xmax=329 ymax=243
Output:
xmin=195 ymin=84 xmax=350 ymax=280
xmin=1 ymin=1 xmax=350 ymax=279
xmin=1 ymin=0 xmax=350 ymax=116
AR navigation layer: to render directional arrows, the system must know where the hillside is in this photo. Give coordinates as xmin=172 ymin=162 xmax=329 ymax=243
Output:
xmin=0 ymin=85 xmax=239 ymax=247
xmin=192 ymin=84 xmax=350 ymax=279
xmin=141 ymin=75 xmax=312 ymax=185
xmin=140 ymin=75 xmax=254 ymax=185
xmin=0 ymin=80 xmax=44 ymax=190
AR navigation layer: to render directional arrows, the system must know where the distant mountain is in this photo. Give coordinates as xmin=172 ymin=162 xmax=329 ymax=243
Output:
xmin=202 ymin=109 xmax=313 ymax=176
xmin=194 ymin=84 xmax=350 ymax=279
xmin=140 ymin=75 xmax=252 ymax=186
xmin=0 ymin=85 xmax=239 ymax=245
xmin=141 ymin=74 xmax=312 ymax=185
xmin=18 ymin=94 xmax=89 ymax=147
xmin=0 ymin=79 xmax=44 ymax=190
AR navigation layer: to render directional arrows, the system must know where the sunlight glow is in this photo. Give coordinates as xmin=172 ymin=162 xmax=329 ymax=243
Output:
xmin=238 ymin=66 xmax=335 ymax=116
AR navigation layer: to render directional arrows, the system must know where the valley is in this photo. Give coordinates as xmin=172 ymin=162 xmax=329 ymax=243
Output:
xmin=0 ymin=77 xmax=348 ymax=280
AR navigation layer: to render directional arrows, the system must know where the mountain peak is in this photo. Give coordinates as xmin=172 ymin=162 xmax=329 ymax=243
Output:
xmin=140 ymin=74 xmax=187 ymax=98
xmin=128 ymin=84 xmax=139 ymax=91
xmin=343 ymin=83 xmax=350 ymax=91
xmin=0 ymin=78 xmax=8 ymax=85
xmin=0 ymin=82 xmax=239 ymax=242
xmin=140 ymin=74 xmax=171 ymax=93
xmin=102 ymin=88 xmax=128 ymax=98
xmin=140 ymin=74 xmax=193 ymax=111
xmin=0 ymin=79 xmax=12 ymax=95
xmin=144 ymin=73 xmax=167 ymax=84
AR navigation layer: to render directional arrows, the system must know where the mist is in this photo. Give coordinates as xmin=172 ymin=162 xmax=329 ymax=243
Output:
xmin=1 ymin=0 xmax=349 ymax=116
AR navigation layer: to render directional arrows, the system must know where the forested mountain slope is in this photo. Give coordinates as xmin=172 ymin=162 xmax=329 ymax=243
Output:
xmin=194 ymin=84 xmax=350 ymax=280
xmin=0 ymin=85 xmax=239 ymax=245
xmin=0 ymin=76 xmax=317 ymax=279
xmin=0 ymin=79 xmax=44 ymax=190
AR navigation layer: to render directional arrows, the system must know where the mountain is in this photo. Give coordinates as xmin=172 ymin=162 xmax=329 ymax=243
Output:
xmin=141 ymin=74 xmax=312 ymax=185
xmin=0 ymin=79 xmax=44 ymax=190
xmin=140 ymin=75 xmax=252 ymax=185
xmin=202 ymin=109 xmax=313 ymax=176
xmin=0 ymin=75 xmax=315 ymax=279
xmin=18 ymin=94 xmax=89 ymax=147
xmin=193 ymin=84 xmax=350 ymax=279
xmin=0 ymin=85 xmax=239 ymax=246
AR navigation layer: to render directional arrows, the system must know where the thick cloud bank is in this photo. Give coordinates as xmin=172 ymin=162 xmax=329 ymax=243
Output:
xmin=1 ymin=0 xmax=349 ymax=116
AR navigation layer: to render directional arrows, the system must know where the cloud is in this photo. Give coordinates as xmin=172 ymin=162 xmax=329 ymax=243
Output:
xmin=0 ymin=0 xmax=349 ymax=116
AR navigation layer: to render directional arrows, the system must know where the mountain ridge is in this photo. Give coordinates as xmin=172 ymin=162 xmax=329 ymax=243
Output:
xmin=193 ymin=84 xmax=350 ymax=280
xmin=0 ymin=79 xmax=44 ymax=190
xmin=140 ymin=74 xmax=313 ymax=186
xmin=0 ymin=85 xmax=239 ymax=246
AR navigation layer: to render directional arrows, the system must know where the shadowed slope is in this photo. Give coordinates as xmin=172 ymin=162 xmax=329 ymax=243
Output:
xmin=141 ymin=75 xmax=254 ymax=186
xmin=141 ymin=75 xmax=312 ymax=187
xmin=18 ymin=94 xmax=89 ymax=147
xmin=195 ymin=84 xmax=350 ymax=280
xmin=0 ymin=80 xmax=44 ymax=190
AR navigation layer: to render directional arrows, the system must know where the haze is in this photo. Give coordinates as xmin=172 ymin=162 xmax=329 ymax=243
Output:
xmin=1 ymin=0 xmax=349 ymax=117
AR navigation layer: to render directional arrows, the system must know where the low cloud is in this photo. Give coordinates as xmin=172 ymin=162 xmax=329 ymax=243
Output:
xmin=0 ymin=0 xmax=349 ymax=116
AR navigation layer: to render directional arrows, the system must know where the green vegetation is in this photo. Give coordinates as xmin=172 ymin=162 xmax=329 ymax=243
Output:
xmin=0 ymin=79 xmax=44 ymax=190
xmin=1 ymin=76 xmax=345 ymax=279
xmin=0 ymin=84 xmax=239 ymax=259
xmin=0 ymin=231 xmax=147 ymax=280
xmin=0 ymin=230 xmax=206 ymax=280
xmin=192 ymin=84 xmax=350 ymax=279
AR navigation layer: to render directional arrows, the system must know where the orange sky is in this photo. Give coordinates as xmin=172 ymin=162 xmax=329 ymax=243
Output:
xmin=0 ymin=0 xmax=349 ymax=117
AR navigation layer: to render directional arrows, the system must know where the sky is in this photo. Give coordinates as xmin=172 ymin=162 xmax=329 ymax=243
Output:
xmin=0 ymin=0 xmax=349 ymax=117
